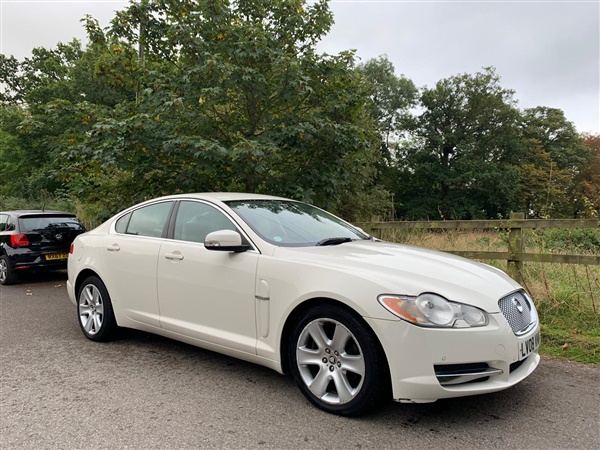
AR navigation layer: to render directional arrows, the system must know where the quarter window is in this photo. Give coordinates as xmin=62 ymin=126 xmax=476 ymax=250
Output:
xmin=115 ymin=213 xmax=131 ymax=234
xmin=5 ymin=216 xmax=15 ymax=231
xmin=174 ymin=201 xmax=237 ymax=244
xmin=0 ymin=214 xmax=7 ymax=232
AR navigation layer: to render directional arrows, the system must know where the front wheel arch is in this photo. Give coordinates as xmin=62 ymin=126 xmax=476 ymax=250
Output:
xmin=281 ymin=299 xmax=388 ymax=372
xmin=281 ymin=299 xmax=391 ymax=415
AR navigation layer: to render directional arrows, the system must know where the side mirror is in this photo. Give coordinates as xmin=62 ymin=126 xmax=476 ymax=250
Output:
xmin=204 ymin=230 xmax=250 ymax=253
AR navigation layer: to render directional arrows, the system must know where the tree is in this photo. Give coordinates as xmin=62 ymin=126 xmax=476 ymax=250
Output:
xmin=0 ymin=21 xmax=136 ymax=206
xmin=58 ymin=0 xmax=380 ymax=218
xmin=518 ymin=107 xmax=592 ymax=217
xmin=357 ymin=56 xmax=417 ymax=159
xmin=575 ymin=134 xmax=600 ymax=217
xmin=0 ymin=55 xmax=22 ymax=103
xmin=356 ymin=56 xmax=417 ymax=217
xmin=396 ymin=67 xmax=523 ymax=219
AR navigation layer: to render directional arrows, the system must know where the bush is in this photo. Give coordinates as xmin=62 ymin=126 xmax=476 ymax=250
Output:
xmin=539 ymin=228 xmax=600 ymax=253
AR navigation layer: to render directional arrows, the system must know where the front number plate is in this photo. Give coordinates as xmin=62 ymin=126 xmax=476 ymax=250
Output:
xmin=518 ymin=330 xmax=541 ymax=361
xmin=45 ymin=253 xmax=68 ymax=261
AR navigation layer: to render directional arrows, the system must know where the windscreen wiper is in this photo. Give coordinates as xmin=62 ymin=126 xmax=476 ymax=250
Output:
xmin=316 ymin=237 xmax=354 ymax=246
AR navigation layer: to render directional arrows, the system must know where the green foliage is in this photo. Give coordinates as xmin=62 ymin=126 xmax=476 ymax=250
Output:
xmin=46 ymin=0 xmax=380 ymax=221
xmin=536 ymin=228 xmax=600 ymax=253
xmin=576 ymin=134 xmax=600 ymax=217
xmin=0 ymin=54 xmax=22 ymax=103
xmin=357 ymin=56 xmax=417 ymax=203
xmin=0 ymin=193 xmax=75 ymax=213
xmin=357 ymin=55 xmax=418 ymax=156
xmin=1 ymin=1 xmax=596 ymax=225
xmin=335 ymin=185 xmax=393 ymax=222
xmin=396 ymin=68 xmax=524 ymax=220
xmin=0 ymin=105 xmax=64 ymax=197
xmin=518 ymin=107 xmax=592 ymax=218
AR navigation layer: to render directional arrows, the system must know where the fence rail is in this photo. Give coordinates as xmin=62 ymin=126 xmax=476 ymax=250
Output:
xmin=355 ymin=213 xmax=600 ymax=283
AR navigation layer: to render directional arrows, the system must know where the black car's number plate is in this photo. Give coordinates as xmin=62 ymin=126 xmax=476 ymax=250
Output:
xmin=45 ymin=253 xmax=68 ymax=261
xmin=518 ymin=330 xmax=541 ymax=361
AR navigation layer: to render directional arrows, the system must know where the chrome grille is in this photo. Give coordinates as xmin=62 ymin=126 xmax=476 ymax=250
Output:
xmin=498 ymin=291 xmax=536 ymax=335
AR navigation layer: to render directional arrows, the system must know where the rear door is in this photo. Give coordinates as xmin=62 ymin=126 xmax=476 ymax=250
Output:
xmin=102 ymin=201 xmax=174 ymax=328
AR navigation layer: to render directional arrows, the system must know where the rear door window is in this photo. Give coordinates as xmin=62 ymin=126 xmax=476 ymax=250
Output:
xmin=125 ymin=202 xmax=173 ymax=238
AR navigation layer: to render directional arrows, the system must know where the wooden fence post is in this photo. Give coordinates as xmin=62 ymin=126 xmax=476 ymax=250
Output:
xmin=507 ymin=212 xmax=524 ymax=284
xmin=371 ymin=216 xmax=383 ymax=240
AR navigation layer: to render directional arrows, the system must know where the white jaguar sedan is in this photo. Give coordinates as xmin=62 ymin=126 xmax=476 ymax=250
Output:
xmin=67 ymin=193 xmax=540 ymax=415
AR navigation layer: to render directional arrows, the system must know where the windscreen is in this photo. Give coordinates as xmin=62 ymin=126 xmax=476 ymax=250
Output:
xmin=19 ymin=216 xmax=85 ymax=233
xmin=226 ymin=200 xmax=369 ymax=247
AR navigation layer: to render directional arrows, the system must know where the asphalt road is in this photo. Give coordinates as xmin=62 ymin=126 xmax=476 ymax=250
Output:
xmin=1 ymin=272 xmax=599 ymax=450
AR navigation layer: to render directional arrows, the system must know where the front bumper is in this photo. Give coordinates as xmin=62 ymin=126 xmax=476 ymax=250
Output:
xmin=365 ymin=313 xmax=540 ymax=403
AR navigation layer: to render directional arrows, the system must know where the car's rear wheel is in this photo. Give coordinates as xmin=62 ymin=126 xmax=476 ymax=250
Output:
xmin=77 ymin=276 xmax=117 ymax=341
xmin=289 ymin=305 xmax=390 ymax=416
xmin=0 ymin=255 xmax=17 ymax=285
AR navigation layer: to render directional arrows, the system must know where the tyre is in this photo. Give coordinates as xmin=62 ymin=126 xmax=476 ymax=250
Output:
xmin=289 ymin=305 xmax=390 ymax=416
xmin=0 ymin=255 xmax=17 ymax=285
xmin=77 ymin=276 xmax=118 ymax=341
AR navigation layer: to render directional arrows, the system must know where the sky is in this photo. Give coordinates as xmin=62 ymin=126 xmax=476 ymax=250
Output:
xmin=1 ymin=0 xmax=599 ymax=134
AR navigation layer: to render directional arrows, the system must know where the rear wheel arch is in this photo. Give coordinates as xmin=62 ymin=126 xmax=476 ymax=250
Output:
xmin=75 ymin=269 xmax=102 ymax=299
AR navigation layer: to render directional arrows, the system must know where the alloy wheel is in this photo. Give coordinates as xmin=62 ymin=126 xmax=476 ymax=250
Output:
xmin=78 ymin=283 xmax=105 ymax=335
xmin=296 ymin=318 xmax=366 ymax=405
xmin=0 ymin=258 xmax=7 ymax=283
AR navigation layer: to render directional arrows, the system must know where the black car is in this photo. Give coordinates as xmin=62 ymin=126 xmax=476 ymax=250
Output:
xmin=0 ymin=210 xmax=86 ymax=285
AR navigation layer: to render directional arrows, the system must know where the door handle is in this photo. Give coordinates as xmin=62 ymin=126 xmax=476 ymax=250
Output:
xmin=106 ymin=244 xmax=120 ymax=252
xmin=165 ymin=252 xmax=184 ymax=261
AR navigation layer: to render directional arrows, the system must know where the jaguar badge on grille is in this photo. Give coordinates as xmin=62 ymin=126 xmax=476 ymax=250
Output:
xmin=512 ymin=297 xmax=524 ymax=313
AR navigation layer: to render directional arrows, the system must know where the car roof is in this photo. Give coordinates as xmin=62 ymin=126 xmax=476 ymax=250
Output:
xmin=152 ymin=192 xmax=291 ymax=202
xmin=1 ymin=210 xmax=77 ymax=217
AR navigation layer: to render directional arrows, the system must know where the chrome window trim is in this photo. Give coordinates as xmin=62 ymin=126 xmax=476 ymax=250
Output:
xmin=111 ymin=198 xmax=260 ymax=254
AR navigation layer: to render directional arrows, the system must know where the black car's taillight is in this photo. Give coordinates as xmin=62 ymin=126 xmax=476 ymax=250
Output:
xmin=10 ymin=233 xmax=30 ymax=247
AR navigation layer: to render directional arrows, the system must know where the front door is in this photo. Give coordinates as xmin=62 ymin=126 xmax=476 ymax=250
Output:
xmin=157 ymin=200 xmax=259 ymax=355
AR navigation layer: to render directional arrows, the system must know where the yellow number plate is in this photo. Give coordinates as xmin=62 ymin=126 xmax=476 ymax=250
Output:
xmin=45 ymin=253 xmax=68 ymax=261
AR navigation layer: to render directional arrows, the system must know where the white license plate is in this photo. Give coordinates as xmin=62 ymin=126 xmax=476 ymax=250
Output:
xmin=45 ymin=253 xmax=68 ymax=261
xmin=518 ymin=330 xmax=541 ymax=361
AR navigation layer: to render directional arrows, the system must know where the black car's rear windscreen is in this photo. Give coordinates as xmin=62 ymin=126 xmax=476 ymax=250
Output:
xmin=18 ymin=216 xmax=84 ymax=233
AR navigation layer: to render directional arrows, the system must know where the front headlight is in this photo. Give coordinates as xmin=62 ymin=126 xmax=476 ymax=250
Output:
xmin=378 ymin=293 xmax=488 ymax=328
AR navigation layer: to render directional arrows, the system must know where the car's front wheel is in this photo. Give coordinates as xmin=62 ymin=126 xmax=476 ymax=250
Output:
xmin=77 ymin=276 xmax=118 ymax=341
xmin=289 ymin=305 xmax=390 ymax=416
xmin=0 ymin=255 xmax=17 ymax=285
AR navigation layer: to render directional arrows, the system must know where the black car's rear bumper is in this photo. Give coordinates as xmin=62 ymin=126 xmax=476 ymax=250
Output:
xmin=8 ymin=250 xmax=69 ymax=272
